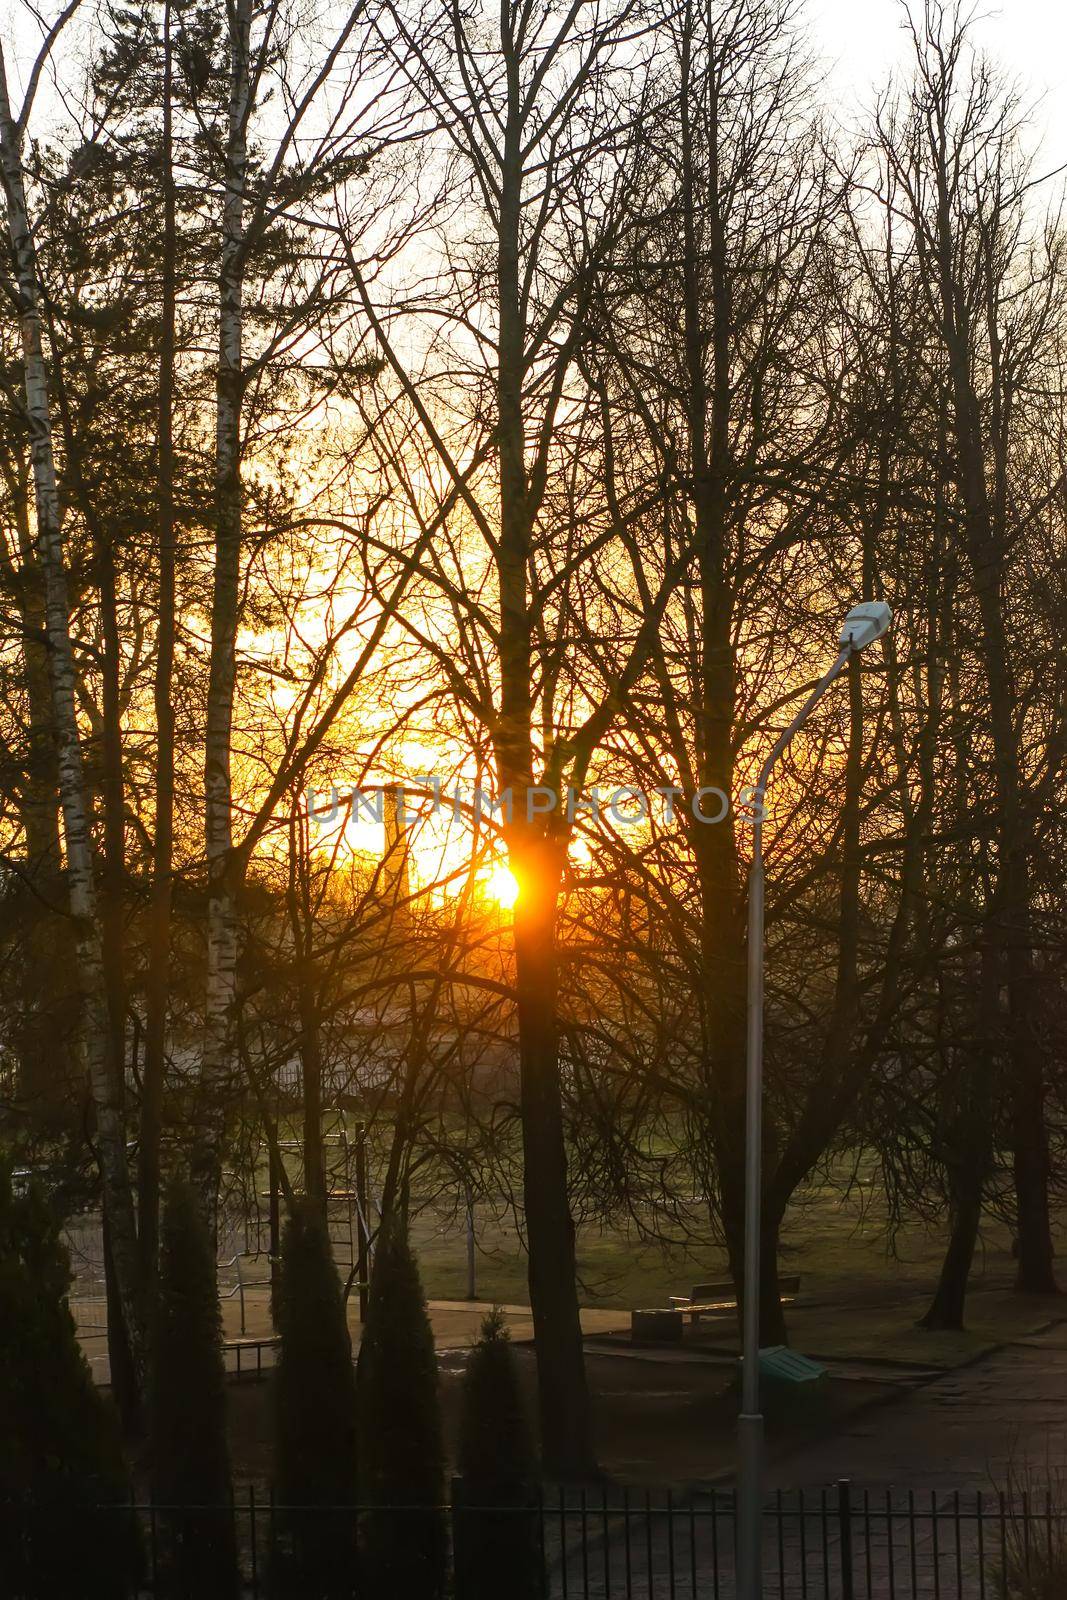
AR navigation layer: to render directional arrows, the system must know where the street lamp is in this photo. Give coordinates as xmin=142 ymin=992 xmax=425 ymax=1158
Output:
xmin=737 ymin=600 xmax=892 ymax=1600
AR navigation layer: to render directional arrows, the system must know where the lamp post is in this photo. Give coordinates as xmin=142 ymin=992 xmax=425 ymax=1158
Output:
xmin=737 ymin=601 xmax=892 ymax=1600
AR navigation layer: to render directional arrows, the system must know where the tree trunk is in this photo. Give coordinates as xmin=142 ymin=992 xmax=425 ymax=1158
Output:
xmin=722 ymin=1200 xmax=789 ymax=1349
xmin=288 ymin=809 xmax=325 ymax=1208
xmin=9 ymin=459 xmax=75 ymax=1122
xmin=97 ymin=524 xmax=127 ymax=1101
xmin=298 ymin=968 xmax=325 ymax=1206
xmin=978 ymin=589 xmax=1052 ymax=1294
xmin=677 ymin=6 xmax=752 ymax=1342
xmin=511 ymin=834 xmax=594 ymax=1477
xmin=923 ymin=926 xmax=998 ymax=1333
xmin=198 ymin=0 xmax=252 ymax=1220
xmin=915 ymin=75 xmax=1055 ymax=1293
xmin=920 ymin=1178 xmax=983 ymax=1333
xmin=0 ymin=45 xmax=145 ymax=1386
xmin=494 ymin=64 xmax=592 ymax=1474
xmin=939 ymin=289 xmax=1054 ymax=1295
xmin=102 ymin=1196 xmax=140 ymax=1431
xmin=96 ymin=525 xmax=136 ymax=1420
xmin=758 ymin=1213 xmax=788 ymax=1348
xmin=139 ymin=0 xmax=178 ymax=1291
xmin=920 ymin=1037 xmax=991 ymax=1334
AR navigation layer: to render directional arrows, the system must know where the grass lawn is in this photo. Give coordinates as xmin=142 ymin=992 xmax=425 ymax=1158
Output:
xmin=255 ymin=1122 xmax=1065 ymax=1368
xmin=409 ymin=1171 xmax=1067 ymax=1369
xmin=211 ymin=1148 xmax=1067 ymax=1488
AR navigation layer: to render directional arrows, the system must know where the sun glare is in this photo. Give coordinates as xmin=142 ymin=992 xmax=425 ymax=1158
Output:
xmin=483 ymin=864 xmax=520 ymax=908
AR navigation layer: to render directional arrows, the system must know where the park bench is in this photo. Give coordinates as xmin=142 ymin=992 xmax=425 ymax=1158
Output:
xmin=669 ymin=1273 xmax=801 ymax=1323
xmin=630 ymin=1274 xmax=801 ymax=1343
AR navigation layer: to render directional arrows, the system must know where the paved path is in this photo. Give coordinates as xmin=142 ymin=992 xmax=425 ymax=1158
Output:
xmin=76 ymin=1292 xmax=629 ymax=1384
xmin=78 ymin=1293 xmax=1067 ymax=1595
xmin=769 ymin=1319 xmax=1067 ymax=1493
xmin=738 ymin=1323 xmax=1067 ymax=1599
xmin=545 ymin=1321 xmax=1067 ymax=1597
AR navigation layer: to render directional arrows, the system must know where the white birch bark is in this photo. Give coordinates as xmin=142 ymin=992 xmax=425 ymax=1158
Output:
xmin=198 ymin=0 xmax=253 ymax=1216
xmin=0 ymin=43 xmax=144 ymax=1378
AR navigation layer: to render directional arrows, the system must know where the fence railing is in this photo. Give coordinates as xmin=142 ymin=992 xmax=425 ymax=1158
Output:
xmin=3 ymin=1483 xmax=1058 ymax=1598
xmin=532 ymin=1483 xmax=1048 ymax=1600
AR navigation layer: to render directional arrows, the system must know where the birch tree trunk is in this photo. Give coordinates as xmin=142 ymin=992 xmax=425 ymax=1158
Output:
xmin=10 ymin=464 xmax=62 ymax=877
xmin=0 ymin=42 xmax=145 ymax=1385
xmin=96 ymin=530 xmax=141 ymax=1422
xmin=198 ymin=0 xmax=252 ymax=1219
xmin=287 ymin=805 xmax=325 ymax=1208
xmin=6 ymin=457 xmax=75 ymax=1119
xmin=139 ymin=0 xmax=178 ymax=1289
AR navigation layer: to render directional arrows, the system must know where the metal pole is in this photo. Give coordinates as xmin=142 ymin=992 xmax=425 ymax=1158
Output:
xmin=465 ymin=1182 xmax=477 ymax=1301
xmin=837 ymin=1479 xmax=855 ymax=1600
xmin=354 ymin=1121 xmax=370 ymax=1322
xmin=738 ymin=816 xmax=765 ymax=1600
xmin=267 ymin=1142 xmax=281 ymax=1326
xmin=236 ymin=1249 xmax=246 ymax=1336
xmin=736 ymin=646 xmax=851 ymax=1600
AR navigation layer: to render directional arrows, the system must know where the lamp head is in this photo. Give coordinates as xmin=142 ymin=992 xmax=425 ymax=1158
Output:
xmin=839 ymin=600 xmax=892 ymax=652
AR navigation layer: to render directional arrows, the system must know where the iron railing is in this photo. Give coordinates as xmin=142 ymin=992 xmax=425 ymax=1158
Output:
xmin=2 ymin=1482 xmax=1058 ymax=1598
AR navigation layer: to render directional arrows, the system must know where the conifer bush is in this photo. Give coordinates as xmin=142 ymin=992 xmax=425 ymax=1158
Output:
xmin=0 ymin=1164 xmax=138 ymax=1598
xmin=455 ymin=1306 xmax=544 ymax=1600
xmin=150 ymin=1179 xmax=239 ymax=1597
xmin=271 ymin=1198 xmax=358 ymax=1599
xmin=357 ymin=1214 xmax=446 ymax=1600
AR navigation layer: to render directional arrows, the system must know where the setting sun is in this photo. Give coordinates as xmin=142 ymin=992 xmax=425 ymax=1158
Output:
xmin=4 ymin=0 xmax=1063 ymax=1564
xmin=482 ymin=864 xmax=520 ymax=908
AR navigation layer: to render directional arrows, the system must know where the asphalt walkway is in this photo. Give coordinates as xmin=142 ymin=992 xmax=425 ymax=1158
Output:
xmin=769 ymin=1318 xmax=1067 ymax=1493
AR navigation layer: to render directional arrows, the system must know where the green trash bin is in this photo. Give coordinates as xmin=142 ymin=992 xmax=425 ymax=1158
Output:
xmin=759 ymin=1345 xmax=827 ymax=1387
xmin=738 ymin=1345 xmax=828 ymax=1418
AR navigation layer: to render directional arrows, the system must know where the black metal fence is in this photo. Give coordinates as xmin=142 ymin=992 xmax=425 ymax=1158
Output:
xmin=5 ymin=1483 xmax=1061 ymax=1598
xmin=531 ymin=1484 xmax=1052 ymax=1600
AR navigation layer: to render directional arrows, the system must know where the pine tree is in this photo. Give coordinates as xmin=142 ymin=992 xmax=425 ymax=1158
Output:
xmin=149 ymin=1180 xmax=239 ymax=1597
xmin=271 ymin=1199 xmax=358 ymax=1599
xmin=357 ymin=1214 xmax=446 ymax=1600
xmin=455 ymin=1307 xmax=544 ymax=1600
xmin=0 ymin=1165 xmax=138 ymax=1597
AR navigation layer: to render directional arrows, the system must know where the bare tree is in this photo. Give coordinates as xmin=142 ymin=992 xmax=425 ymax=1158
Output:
xmin=340 ymin=0 xmax=689 ymax=1474
xmin=0 ymin=10 xmax=147 ymax=1382
xmin=875 ymin=0 xmax=1063 ymax=1294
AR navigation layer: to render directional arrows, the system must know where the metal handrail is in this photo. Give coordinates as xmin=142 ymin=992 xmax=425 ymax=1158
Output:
xmin=217 ymin=1250 xmax=274 ymax=1334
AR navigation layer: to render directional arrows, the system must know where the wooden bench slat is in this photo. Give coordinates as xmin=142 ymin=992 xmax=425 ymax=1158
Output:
xmin=671 ymin=1273 xmax=801 ymax=1307
xmin=631 ymin=1274 xmax=803 ymax=1339
xmin=663 ymin=1274 xmax=802 ymax=1322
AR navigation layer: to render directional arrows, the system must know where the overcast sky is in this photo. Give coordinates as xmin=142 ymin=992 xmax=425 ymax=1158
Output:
xmin=3 ymin=0 xmax=1066 ymax=180
xmin=810 ymin=0 xmax=1067 ymax=174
